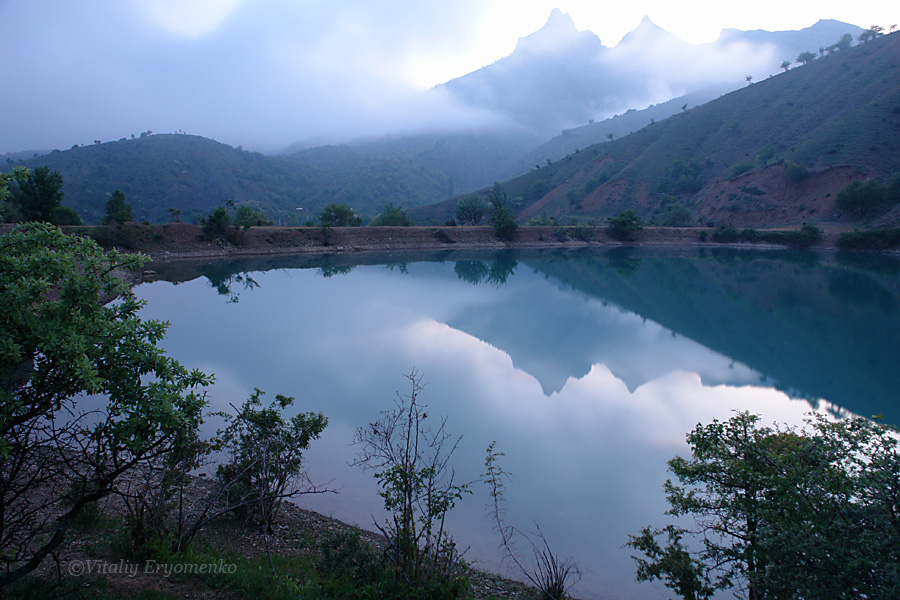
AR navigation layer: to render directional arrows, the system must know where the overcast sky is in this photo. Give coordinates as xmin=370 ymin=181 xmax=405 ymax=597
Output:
xmin=0 ymin=0 xmax=892 ymax=154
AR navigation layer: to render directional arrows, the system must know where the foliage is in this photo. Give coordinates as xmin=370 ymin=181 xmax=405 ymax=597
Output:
xmin=837 ymin=228 xmax=900 ymax=250
xmin=728 ymin=160 xmax=755 ymax=179
xmin=371 ymin=202 xmax=413 ymax=226
xmin=484 ymin=442 xmax=581 ymax=600
xmin=487 ymin=185 xmax=518 ymax=241
xmin=234 ymin=205 xmax=274 ymax=229
xmin=783 ymin=161 xmax=808 ymax=185
xmin=653 ymin=195 xmax=693 ymax=227
xmin=351 ymin=370 xmax=470 ymax=595
xmin=215 ymin=389 xmax=328 ymax=530
xmin=454 ymin=194 xmax=489 ymax=226
xmin=711 ymin=224 xmax=822 ymax=248
xmin=835 ymin=173 xmax=900 ymax=216
xmin=50 ymin=205 xmax=83 ymax=225
xmin=796 ymin=50 xmax=817 ymax=64
xmin=102 ymin=190 xmax=133 ymax=226
xmin=0 ymin=223 xmax=211 ymax=588
xmin=607 ymin=210 xmax=644 ymax=241
xmin=628 ymin=411 xmax=900 ymax=600
xmin=656 ymin=159 xmax=704 ymax=197
xmin=9 ymin=166 xmax=65 ymax=223
xmin=199 ymin=205 xmax=241 ymax=244
xmin=319 ymin=202 xmax=362 ymax=227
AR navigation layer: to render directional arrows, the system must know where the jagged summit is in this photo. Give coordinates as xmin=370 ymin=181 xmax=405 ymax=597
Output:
xmin=615 ymin=15 xmax=689 ymax=50
xmin=514 ymin=8 xmax=601 ymax=54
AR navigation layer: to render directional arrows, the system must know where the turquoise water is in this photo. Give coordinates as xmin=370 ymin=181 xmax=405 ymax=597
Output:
xmin=139 ymin=248 xmax=900 ymax=599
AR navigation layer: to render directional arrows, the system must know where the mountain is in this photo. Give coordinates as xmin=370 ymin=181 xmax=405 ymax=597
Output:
xmin=437 ymin=14 xmax=863 ymax=136
xmin=2 ymin=13 xmax=873 ymax=225
xmin=413 ymin=31 xmax=900 ymax=227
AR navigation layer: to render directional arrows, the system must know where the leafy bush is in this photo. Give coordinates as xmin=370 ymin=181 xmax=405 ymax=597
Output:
xmin=628 ymin=412 xmax=900 ymax=599
xmin=234 ymin=205 xmax=273 ymax=229
xmin=784 ymin=161 xmax=808 ymax=184
xmin=454 ymin=194 xmax=489 ymax=225
xmin=837 ymin=228 xmax=900 ymax=250
xmin=728 ymin=160 xmax=755 ymax=179
xmin=215 ymin=389 xmax=328 ymax=529
xmin=371 ymin=202 xmax=413 ymax=226
xmin=488 ymin=186 xmax=518 ymax=241
xmin=200 ymin=206 xmax=241 ymax=244
xmin=319 ymin=203 xmax=362 ymax=227
xmin=654 ymin=195 xmax=693 ymax=227
xmin=607 ymin=210 xmax=644 ymax=241
xmin=711 ymin=224 xmax=740 ymax=242
xmin=656 ymin=159 xmax=704 ymax=196
xmin=835 ymin=173 xmax=900 ymax=216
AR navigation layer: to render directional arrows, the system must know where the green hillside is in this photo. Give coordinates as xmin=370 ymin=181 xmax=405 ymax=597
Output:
xmin=413 ymin=32 xmax=900 ymax=226
xmin=2 ymin=131 xmax=525 ymax=225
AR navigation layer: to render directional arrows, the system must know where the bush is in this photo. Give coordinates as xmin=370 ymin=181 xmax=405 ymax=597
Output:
xmin=784 ymin=161 xmax=808 ymax=185
xmin=234 ymin=205 xmax=273 ymax=229
xmin=200 ymin=207 xmax=241 ymax=244
xmin=835 ymin=174 xmax=900 ymax=216
xmin=319 ymin=203 xmax=362 ymax=227
xmin=371 ymin=203 xmax=413 ymax=226
xmin=607 ymin=210 xmax=644 ymax=241
xmin=454 ymin=195 xmax=489 ymax=226
xmin=837 ymin=228 xmax=900 ymax=250
xmin=728 ymin=160 xmax=755 ymax=179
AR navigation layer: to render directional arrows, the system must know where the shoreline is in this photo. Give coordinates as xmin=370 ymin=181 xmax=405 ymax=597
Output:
xmin=66 ymin=223 xmax=859 ymax=264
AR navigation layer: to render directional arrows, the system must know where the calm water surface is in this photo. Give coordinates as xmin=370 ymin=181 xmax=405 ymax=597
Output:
xmin=138 ymin=248 xmax=900 ymax=600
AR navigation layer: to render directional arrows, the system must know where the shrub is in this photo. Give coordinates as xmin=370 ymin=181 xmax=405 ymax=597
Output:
xmin=728 ymin=160 xmax=755 ymax=179
xmin=371 ymin=203 xmax=413 ymax=227
xmin=837 ymin=228 xmax=900 ymax=250
xmin=607 ymin=210 xmax=644 ymax=241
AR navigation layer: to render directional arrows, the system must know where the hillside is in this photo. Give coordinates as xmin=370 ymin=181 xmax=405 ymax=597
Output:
xmin=413 ymin=32 xmax=900 ymax=227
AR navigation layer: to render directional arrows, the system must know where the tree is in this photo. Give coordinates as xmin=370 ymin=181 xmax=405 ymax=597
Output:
xmin=780 ymin=60 xmax=791 ymax=72
xmin=351 ymin=371 xmax=470 ymax=594
xmin=370 ymin=202 xmax=413 ymax=226
xmin=488 ymin=184 xmax=518 ymax=241
xmin=796 ymin=51 xmax=817 ymax=65
xmin=829 ymin=33 xmax=854 ymax=52
xmin=858 ymin=26 xmax=883 ymax=43
xmin=454 ymin=194 xmax=489 ymax=226
xmin=627 ymin=412 xmax=900 ymax=600
xmin=233 ymin=205 xmax=273 ymax=229
xmin=744 ymin=75 xmax=753 ymax=85
xmin=607 ymin=210 xmax=644 ymax=241
xmin=49 ymin=206 xmax=82 ymax=226
xmin=0 ymin=223 xmax=211 ymax=587
xmin=319 ymin=203 xmax=362 ymax=227
xmin=167 ymin=207 xmax=181 ymax=223
xmin=102 ymin=189 xmax=133 ymax=225
xmin=10 ymin=166 xmax=64 ymax=222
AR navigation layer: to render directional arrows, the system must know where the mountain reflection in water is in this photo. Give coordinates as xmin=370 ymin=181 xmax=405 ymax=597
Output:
xmin=140 ymin=248 xmax=899 ymax=600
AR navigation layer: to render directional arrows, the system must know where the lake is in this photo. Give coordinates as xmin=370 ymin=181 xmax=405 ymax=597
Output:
xmin=138 ymin=247 xmax=900 ymax=600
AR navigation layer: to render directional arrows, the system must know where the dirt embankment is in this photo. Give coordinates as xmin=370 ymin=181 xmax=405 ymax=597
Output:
xmin=84 ymin=222 xmax=849 ymax=264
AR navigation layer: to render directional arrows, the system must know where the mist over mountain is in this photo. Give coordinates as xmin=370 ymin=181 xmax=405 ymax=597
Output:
xmin=2 ymin=10 xmax=878 ymax=225
xmin=435 ymin=11 xmax=862 ymax=137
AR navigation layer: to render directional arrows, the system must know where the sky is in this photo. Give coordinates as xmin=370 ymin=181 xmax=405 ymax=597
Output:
xmin=0 ymin=0 xmax=892 ymax=155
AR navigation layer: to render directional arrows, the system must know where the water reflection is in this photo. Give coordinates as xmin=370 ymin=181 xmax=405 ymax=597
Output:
xmin=139 ymin=248 xmax=900 ymax=600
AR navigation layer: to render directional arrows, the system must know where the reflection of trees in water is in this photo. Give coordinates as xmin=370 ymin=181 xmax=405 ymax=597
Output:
xmin=320 ymin=265 xmax=355 ymax=278
xmin=385 ymin=263 xmax=409 ymax=274
xmin=202 ymin=263 xmax=260 ymax=303
xmin=605 ymin=248 xmax=642 ymax=276
xmin=454 ymin=252 xmax=517 ymax=287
